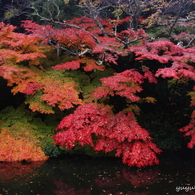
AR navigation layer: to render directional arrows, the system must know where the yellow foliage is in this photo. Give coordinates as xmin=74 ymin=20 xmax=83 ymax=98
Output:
xmin=188 ymin=91 xmax=195 ymax=106
xmin=112 ymin=8 xmax=123 ymax=17
xmin=0 ymin=129 xmax=48 ymax=162
xmin=4 ymin=9 xmax=19 ymax=20
xmin=27 ymin=101 xmax=55 ymax=114
xmin=24 ymin=92 xmax=55 ymax=114
xmin=143 ymin=10 xmax=162 ymax=28
xmin=63 ymin=0 xmax=70 ymax=3
xmin=79 ymin=0 xmax=100 ymax=6
xmin=142 ymin=97 xmax=157 ymax=103
xmin=123 ymin=104 xmax=141 ymax=115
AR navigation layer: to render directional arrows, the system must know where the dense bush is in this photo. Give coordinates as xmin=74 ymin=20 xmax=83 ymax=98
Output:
xmin=0 ymin=0 xmax=195 ymax=167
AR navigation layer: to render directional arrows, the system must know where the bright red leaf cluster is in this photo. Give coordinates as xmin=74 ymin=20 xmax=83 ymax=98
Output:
xmin=180 ymin=110 xmax=195 ymax=149
xmin=128 ymin=40 xmax=195 ymax=149
xmin=2 ymin=12 xmax=195 ymax=167
xmin=22 ymin=17 xmax=147 ymax=71
xmin=93 ymin=69 xmax=156 ymax=102
xmin=129 ymin=41 xmax=195 ymax=80
xmin=53 ymin=60 xmax=80 ymax=70
xmin=53 ymin=104 xmax=161 ymax=167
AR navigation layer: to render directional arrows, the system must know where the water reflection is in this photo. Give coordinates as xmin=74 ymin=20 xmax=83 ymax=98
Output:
xmin=0 ymin=161 xmax=44 ymax=183
xmin=53 ymin=180 xmax=92 ymax=195
xmin=0 ymin=156 xmax=195 ymax=195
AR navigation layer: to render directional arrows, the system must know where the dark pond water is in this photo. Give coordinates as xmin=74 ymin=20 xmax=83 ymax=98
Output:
xmin=0 ymin=154 xmax=195 ymax=195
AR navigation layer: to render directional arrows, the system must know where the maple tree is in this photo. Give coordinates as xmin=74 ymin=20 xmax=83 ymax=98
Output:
xmin=0 ymin=22 xmax=83 ymax=114
xmin=3 ymin=0 xmax=195 ymax=44
xmin=28 ymin=0 xmax=195 ymax=40
xmin=0 ymin=129 xmax=48 ymax=162
xmin=53 ymin=103 xmax=162 ymax=168
xmin=0 ymin=105 xmax=63 ymax=158
xmin=1 ymin=0 xmax=195 ymax=167
xmin=51 ymin=30 xmax=195 ymax=166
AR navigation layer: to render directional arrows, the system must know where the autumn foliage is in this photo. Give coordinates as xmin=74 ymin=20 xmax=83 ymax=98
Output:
xmin=0 ymin=129 xmax=48 ymax=162
xmin=1 ymin=7 xmax=195 ymax=167
xmin=53 ymin=104 xmax=161 ymax=167
xmin=0 ymin=22 xmax=82 ymax=114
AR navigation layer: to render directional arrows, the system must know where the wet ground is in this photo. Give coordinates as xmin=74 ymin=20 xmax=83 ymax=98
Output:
xmin=0 ymin=153 xmax=195 ymax=195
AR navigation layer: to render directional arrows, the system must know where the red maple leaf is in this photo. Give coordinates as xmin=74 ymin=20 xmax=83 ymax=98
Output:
xmin=52 ymin=60 xmax=80 ymax=70
xmin=180 ymin=110 xmax=195 ymax=149
xmin=53 ymin=104 xmax=161 ymax=167
xmin=155 ymin=68 xmax=179 ymax=79
xmin=93 ymin=69 xmax=143 ymax=102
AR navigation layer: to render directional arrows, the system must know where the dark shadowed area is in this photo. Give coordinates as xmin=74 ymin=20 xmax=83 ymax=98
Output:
xmin=0 ymin=153 xmax=195 ymax=195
